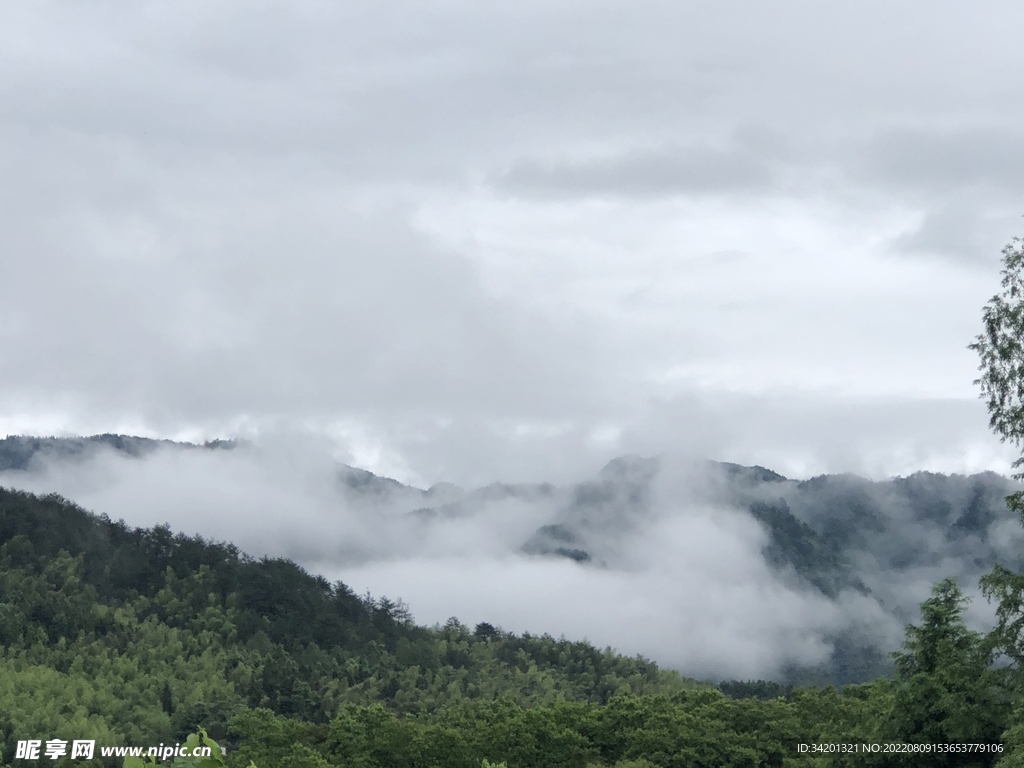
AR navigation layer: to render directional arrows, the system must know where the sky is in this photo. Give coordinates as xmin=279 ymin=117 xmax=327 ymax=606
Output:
xmin=3 ymin=0 xmax=1024 ymax=487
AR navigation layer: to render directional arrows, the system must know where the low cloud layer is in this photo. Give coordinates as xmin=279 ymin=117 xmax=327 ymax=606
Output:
xmin=4 ymin=437 xmax=1009 ymax=683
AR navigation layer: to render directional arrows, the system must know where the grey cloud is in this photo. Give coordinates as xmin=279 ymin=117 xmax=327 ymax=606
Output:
xmin=0 ymin=185 xmax=602 ymax=432
xmin=865 ymin=128 xmax=1024 ymax=192
xmin=853 ymin=128 xmax=1024 ymax=264
xmin=2 ymin=0 xmax=1024 ymax=487
xmin=493 ymin=137 xmax=782 ymax=199
xmin=890 ymin=201 xmax=1020 ymax=264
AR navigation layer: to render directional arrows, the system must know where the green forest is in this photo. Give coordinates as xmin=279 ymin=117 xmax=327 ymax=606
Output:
xmin=0 ymin=485 xmax=1019 ymax=768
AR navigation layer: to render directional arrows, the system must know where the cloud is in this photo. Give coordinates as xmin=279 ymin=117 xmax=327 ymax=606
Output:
xmin=2 ymin=0 xmax=1024 ymax=487
xmin=493 ymin=135 xmax=783 ymax=200
xmin=865 ymin=129 xmax=1024 ymax=193
xmin=891 ymin=203 xmax=999 ymax=263
xmin=0 ymin=440 xmax=845 ymax=679
xmin=621 ymin=391 xmax=1017 ymax=481
xmin=0 ymin=192 xmax=599 ymax=430
xmin=3 ymin=438 xmax=1007 ymax=682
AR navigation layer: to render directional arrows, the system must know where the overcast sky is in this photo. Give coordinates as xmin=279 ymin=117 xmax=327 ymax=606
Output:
xmin=2 ymin=1 xmax=1023 ymax=487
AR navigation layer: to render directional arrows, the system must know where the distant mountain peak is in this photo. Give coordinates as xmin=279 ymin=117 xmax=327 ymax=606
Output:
xmin=714 ymin=461 xmax=788 ymax=484
xmin=0 ymin=433 xmax=235 ymax=472
xmin=598 ymin=454 xmax=661 ymax=483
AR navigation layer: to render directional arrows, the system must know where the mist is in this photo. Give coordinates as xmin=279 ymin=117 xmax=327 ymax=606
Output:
xmin=5 ymin=434 xmax=1004 ymax=683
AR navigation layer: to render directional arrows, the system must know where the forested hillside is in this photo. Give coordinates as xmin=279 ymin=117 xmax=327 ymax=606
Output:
xmin=1 ymin=485 xmax=1018 ymax=767
xmin=2 ymin=435 xmax=1019 ymax=688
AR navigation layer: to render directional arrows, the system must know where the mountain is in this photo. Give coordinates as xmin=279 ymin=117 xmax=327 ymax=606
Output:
xmin=336 ymin=453 xmax=1018 ymax=685
xmin=0 ymin=437 xmax=1019 ymax=764
xmin=2 ymin=484 xmax=933 ymax=767
xmin=0 ymin=434 xmax=235 ymax=471
xmin=0 ymin=485 xmax=700 ymax=761
xmin=1 ymin=435 xmax=1018 ymax=687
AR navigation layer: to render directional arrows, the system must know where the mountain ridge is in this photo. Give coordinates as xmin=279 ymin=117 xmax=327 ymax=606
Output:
xmin=1 ymin=433 xmax=1019 ymax=685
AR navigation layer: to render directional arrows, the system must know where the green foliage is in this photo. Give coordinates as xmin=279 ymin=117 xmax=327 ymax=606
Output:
xmin=718 ymin=679 xmax=789 ymax=700
xmin=889 ymin=578 xmax=1008 ymax=765
xmin=970 ymin=240 xmax=1024 ymax=767
xmin=973 ymin=238 xmax=1024 ymax=446
xmin=971 ymin=237 xmax=1024 ymax=518
xmin=219 ymin=690 xmax=877 ymax=768
xmin=0 ymin=487 xmax=695 ymax=764
xmin=0 ymin=482 xmax=1016 ymax=766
